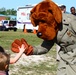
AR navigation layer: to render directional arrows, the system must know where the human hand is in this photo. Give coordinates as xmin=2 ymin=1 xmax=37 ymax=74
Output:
xmin=18 ymin=44 xmax=25 ymax=53
xmin=11 ymin=38 xmax=33 ymax=55
xmin=21 ymin=38 xmax=33 ymax=55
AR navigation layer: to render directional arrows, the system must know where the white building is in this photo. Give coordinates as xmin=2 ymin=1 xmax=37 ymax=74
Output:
xmin=17 ymin=5 xmax=38 ymax=30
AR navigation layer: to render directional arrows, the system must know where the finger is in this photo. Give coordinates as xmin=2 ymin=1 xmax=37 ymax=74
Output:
xmin=26 ymin=46 xmax=33 ymax=55
xmin=21 ymin=38 xmax=28 ymax=45
xmin=21 ymin=40 xmax=28 ymax=49
xmin=11 ymin=42 xmax=19 ymax=48
xmin=11 ymin=47 xmax=19 ymax=53
xmin=14 ymin=39 xmax=22 ymax=47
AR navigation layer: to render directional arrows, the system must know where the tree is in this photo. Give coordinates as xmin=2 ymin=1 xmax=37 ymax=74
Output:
xmin=0 ymin=7 xmax=17 ymax=15
xmin=0 ymin=7 xmax=6 ymax=15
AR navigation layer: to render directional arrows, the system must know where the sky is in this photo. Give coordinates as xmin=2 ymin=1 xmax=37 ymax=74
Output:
xmin=0 ymin=0 xmax=76 ymax=12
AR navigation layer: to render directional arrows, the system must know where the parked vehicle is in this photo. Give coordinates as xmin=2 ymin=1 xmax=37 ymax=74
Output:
xmin=0 ymin=21 xmax=6 ymax=31
xmin=1 ymin=20 xmax=17 ymax=31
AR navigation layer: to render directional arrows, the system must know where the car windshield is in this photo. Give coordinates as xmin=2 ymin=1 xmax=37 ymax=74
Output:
xmin=4 ymin=21 xmax=8 ymax=23
xmin=9 ymin=21 xmax=16 ymax=26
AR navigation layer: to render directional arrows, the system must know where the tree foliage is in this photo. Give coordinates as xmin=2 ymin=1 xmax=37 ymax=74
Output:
xmin=0 ymin=7 xmax=17 ymax=16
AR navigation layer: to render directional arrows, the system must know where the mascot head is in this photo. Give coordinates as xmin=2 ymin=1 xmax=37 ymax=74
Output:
xmin=30 ymin=0 xmax=62 ymax=40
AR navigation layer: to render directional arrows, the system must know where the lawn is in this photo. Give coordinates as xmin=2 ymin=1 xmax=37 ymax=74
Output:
xmin=0 ymin=30 xmax=57 ymax=75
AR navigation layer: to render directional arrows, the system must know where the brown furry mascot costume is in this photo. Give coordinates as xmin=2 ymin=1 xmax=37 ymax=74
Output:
xmin=11 ymin=0 xmax=62 ymax=55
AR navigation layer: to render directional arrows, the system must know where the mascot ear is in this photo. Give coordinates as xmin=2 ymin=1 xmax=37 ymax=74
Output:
xmin=30 ymin=5 xmax=37 ymax=13
xmin=48 ymin=1 xmax=62 ymax=24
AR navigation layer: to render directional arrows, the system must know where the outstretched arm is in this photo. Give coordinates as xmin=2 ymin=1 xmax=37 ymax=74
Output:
xmin=11 ymin=38 xmax=54 ymax=56
xmin=33 ymin=40 xmax=54 ymax=55
xmin=10 ymin=44 xmax=25 ymax=64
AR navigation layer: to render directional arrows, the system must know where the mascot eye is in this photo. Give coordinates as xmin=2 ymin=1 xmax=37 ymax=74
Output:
xmin=40 ymin=20 xmax=46 ymax=23
xmin=48 ymin=10 xmax=53 ymax=14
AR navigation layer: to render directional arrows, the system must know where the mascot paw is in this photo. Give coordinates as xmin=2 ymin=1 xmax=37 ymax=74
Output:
xmin=11 ymin=38 xmax=33 ymax=55
xmin=21 ymin=38 xmax=33 ymax=55
xmin=11 ymin=39 xmax=22 ymax=53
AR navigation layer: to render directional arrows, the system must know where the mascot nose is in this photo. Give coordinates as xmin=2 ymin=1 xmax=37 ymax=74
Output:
xmin=37 ymin=32 xmax=42 ymax=37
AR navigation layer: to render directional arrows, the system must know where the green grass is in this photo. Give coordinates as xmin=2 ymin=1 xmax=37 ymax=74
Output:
xmin=0 ymin=30 xmax=57 ymax=75
xmin=0 ymin=30 xmax=43 ymax=49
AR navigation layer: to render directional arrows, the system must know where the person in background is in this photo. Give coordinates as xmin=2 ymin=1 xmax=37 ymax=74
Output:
xmin=0 ymin=45 xmax=25 ymax=75
xmin=70 ymin=6 xmax=76 ymax=16
xmin=60 ymin=5 xmax=66 ymax=13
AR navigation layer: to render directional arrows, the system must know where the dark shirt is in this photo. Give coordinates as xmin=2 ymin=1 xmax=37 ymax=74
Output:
xmin=73 ymin=13 xmax=76 ymax=16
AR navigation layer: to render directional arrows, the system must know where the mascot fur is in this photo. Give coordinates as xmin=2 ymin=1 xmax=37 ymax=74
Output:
xmin=11 ymin=0 xmax=62 ymax=55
